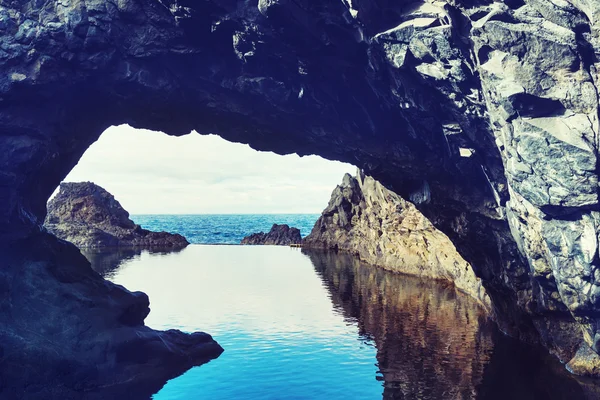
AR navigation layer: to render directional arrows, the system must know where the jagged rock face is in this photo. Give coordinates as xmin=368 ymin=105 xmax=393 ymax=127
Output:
xmin=305 ymin=171 xmax=490 ymax=309
xmin=241 ymin=223 xmax=302 ymax=245
xmin=45 ymin=182 xmax=189 ymax=248
xmin=1 ymin=0 xmax=600 ymax=380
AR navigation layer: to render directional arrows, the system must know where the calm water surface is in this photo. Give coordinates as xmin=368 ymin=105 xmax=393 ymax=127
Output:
xmin=83 ymin=245 xmax=592 ymax=400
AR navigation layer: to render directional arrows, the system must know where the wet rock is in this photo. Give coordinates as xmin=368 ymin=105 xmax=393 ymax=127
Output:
xmin=0 ymin=233 xmax=222 ymax=399
xmin=304 ymin=171 xmax=490 ymax=310
xmin=241 ymin=223 xmax=302 ymax=245
xmin=2 ymin=0 xmax=600 ymax=384
xmin=45 ymin=182 xmax=189 ymax=249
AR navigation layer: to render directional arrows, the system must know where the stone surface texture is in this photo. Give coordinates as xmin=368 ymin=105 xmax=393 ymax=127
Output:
xmin=305 ymin=171 xmax=490 ymax=310
xmin=0 ymin=233 xmax=222 ymax=399
xmin=45 ymin=182 xmax=189 ymax=249
xmin=241 ymin=223 xmax=302 ymax=245
xmin=1 ymin=0 xmax=600 ymax=388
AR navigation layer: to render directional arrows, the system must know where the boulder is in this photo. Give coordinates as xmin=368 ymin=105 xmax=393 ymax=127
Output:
xmin=45 ymin=182 xmax=189 ymax=249
xmin=305 ymin=171 xmax=490 ymax=309
xmin=241 ymin=223 xmax=302 ymax=245
xmin=0 ymin=232 xmax=222 ymax=399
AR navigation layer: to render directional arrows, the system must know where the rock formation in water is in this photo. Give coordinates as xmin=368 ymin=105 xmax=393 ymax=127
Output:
xmin=241 ymin=224 xmax=302 ymax=245
xmin=2 ymin=0 xmax=600 ymax=391
xmin=45 ymin=182 xmax=189 ymax=249
xmin=0 ymin=233 xmax=222 ymax=399
xmin=305 ymin=171 xmax=490 ymax=309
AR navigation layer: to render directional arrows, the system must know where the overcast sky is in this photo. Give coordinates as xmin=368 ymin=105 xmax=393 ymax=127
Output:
xmin=62 ymin=125 xmax=355 ymax=214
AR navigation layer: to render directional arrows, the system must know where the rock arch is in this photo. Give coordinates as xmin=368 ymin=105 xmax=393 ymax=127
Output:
xmin=2 ymin=0 xmax=600 ymax=393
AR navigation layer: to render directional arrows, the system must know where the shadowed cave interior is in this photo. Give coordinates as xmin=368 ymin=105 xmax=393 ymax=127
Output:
xmin=4 ymin=0 xmax=600 ymax=397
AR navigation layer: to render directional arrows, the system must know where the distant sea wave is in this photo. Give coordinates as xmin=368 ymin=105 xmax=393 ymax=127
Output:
xmin=131 ymin=214 xmax=320 ymax=245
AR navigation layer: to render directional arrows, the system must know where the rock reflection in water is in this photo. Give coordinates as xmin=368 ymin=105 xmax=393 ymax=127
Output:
xmin=81 ymin=247 xmax=184 ymax=277
xmin=304 ymin=249 xmax=589 ymax=400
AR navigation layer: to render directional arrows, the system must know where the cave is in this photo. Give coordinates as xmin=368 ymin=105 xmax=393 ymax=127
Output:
xmin=3 ymin=0 xmax=600 ymax=398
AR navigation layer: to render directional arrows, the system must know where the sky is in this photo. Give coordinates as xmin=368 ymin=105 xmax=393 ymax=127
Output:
xmin=62 ymin=125 xmax=355 ymax=214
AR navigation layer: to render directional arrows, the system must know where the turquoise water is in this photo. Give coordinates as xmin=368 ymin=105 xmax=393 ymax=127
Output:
xmin=82 ymin=246 xmax=590 ymax=400
xmin=99 ymin=246 xmax=382 ymax=399
xmin=80 ymin=215 xmax=593 ymax=399
xmin=132 ymin=214 xmax=319 ymax=244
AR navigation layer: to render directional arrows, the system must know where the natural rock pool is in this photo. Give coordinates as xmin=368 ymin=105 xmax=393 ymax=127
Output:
xmin=83 ymin=246 xmax=592 ymax=399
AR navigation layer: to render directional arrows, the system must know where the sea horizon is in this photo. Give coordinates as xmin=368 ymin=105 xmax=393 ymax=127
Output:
xmin=131 ymin=212 xmax=321 ymax=215
xmin=131 ymin=214 xmax=320 ymax=245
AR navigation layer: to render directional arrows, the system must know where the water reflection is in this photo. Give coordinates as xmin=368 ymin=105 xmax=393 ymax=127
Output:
xmin=81 ymin=247 xmax=184 ymax=277
xmin=304 ymin=249 xmax=590 ymax=400
xmin=84 ymin=245 xmax=597 ymax=399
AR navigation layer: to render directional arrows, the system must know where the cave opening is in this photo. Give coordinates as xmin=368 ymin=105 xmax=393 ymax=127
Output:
xmin=47 ymin=124 xmax=356 ymax=247
xmin=4 ymin=0 xmax=600 ymax=396
xmin=55 ymin=125 xmax=355 ymax=215
xmin=39 ymin=123 xmax=584 ymax=400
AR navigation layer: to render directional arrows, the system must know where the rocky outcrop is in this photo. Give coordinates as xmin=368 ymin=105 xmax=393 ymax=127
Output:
xmin=241 ymin=224 xmax=302 ymax=245
xmin=45 ymin=182 xmax=189 ymax=249
xmin=305 ymin=171 xmax=490 ymax=309
xmin=2 ymin=0 xmax=600 ymax=388
xmin=0 ymin=232 xmax=222 ymax=399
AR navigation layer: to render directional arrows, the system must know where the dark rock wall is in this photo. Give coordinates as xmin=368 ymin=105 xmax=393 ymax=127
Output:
xmin=0 ymin=0 xmax=501 ymax=243
xmin=1 ymin=0 xmax=600 ymax=378
xmin=0 ymin=233 xmax=222 ymax=399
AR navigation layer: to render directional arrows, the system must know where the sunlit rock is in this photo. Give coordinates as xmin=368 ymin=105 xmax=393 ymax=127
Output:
xmin=45 ymin=182 xmax=189 ymax=249
xmin=305 ymin=170 xmax=490 ymax=309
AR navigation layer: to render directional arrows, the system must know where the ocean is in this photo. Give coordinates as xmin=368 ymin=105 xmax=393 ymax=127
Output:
xmin=132 ymin=214 xmax=320 ymax=244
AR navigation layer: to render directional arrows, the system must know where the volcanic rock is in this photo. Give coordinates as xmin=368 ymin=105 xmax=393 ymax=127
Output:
xmin=305 ymin=171 xmax=490 ymax=309
xmin=45 ymin=182 xmax=189 ymax=249
xmin=0 ymin=232 xmax=222 ymax=399
xmin=2 ymin=0 xmax=600 ymax=388
xmin=241 ymin=223 xmax=302 ymax=245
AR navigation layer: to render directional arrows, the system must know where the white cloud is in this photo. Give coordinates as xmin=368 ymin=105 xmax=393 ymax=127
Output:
xmin=63 ymin=125 xmax=356 ymax=214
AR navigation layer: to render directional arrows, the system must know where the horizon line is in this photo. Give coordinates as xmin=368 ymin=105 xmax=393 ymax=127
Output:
xmin=130 ymin=212 xmax=322 ymax=215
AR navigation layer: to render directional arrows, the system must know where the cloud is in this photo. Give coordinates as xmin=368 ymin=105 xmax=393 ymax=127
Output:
xmin=63 ymin=125 xmax=356 ymax=214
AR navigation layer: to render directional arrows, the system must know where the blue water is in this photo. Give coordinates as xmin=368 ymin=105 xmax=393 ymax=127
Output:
xmin=132 ymin=214 xmax=319 ymax=244
xmin=80 ymin=215 xmax=592 ymax=399
xmin=106 ymin=247 xmax=382 ymax=400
